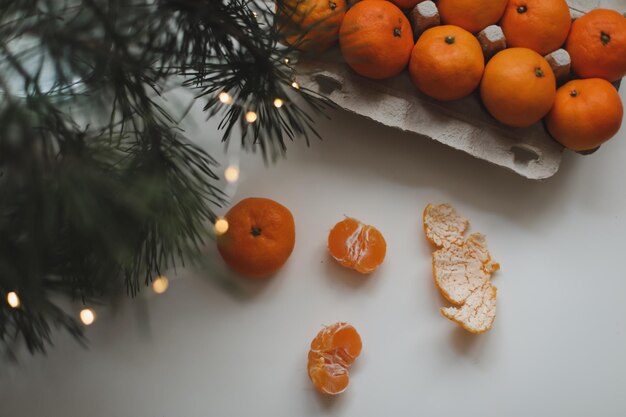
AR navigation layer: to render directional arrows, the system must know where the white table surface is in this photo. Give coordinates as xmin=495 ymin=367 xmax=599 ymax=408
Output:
xmin=1 ymin=83 xmax=626 ymax=416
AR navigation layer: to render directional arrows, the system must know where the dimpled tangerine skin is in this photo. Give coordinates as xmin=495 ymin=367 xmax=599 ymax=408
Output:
xmin=480 ymin=48 xmax=556 ymax=127
xmin=437 ymin=0 xmax=508 ymax=34
xmin=409 ymin=25 xmax=485 ymax=101
xmin=546 ymin=78 xmax=624 ymax=151
xmin=217 ymin=197 xmax=295 ymax=278
xmin=566 ymin=9 xmax=626 ymax=82
xmin=339 ymin=0 xmax=414 ymax=80
xmin=500 ymin=0 xmax=572 ymax=56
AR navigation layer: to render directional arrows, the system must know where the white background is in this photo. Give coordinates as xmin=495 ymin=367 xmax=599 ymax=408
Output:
xmin=2 ymin=64 xmax=626 ymax=416
xmin=2 ymin=85 xmax=626 ymax=416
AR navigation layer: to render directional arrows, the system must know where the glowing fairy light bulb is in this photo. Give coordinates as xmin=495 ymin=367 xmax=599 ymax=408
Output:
xmin=273 ymin=98 xmax=284 ymax=108
xmin=224 ymin=165 xmax=240 ymax=183
xmin=152 ymin=276 xmax=169 ymax=294
xmin=7 ymin=292 xmax=20 ymax=308
xmin=245 ymin=111 xmax=257 ymax=123
xmin=291 ymin=81 xmax=300 ymax=89
xmin=218 ymin=92 xmax=233 ymax=104
xmin=284 ymin=58 xmax=290 ymax=64
xmin=214 ymin=218 xmax=229 ymax=235
xmin=80 ymin=308 xmax=96 ymax=326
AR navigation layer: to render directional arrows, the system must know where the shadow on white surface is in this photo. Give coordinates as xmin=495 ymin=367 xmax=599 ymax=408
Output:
xmin=322 ymin=253 xmax=382 ymax=290
xmin=449 ymin=327 xmax=490 ymax=360
xmin=304 ymin=108 xmax=582 ymax=232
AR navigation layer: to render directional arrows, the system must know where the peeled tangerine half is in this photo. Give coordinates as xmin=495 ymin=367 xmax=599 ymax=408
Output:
xmin=424 ymin=203 xmax=500 ymax=334
xmin=307 ymin=322 xmax=362 ymax=395
xmin=328 ymin=218 xmax=386 ymax=273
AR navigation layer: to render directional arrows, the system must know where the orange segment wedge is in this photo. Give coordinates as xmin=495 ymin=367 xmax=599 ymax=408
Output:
xmin=307 ymin=353 xmax=351 ymax=395
xmin=307 ymin=322 xmax=362 ymax=395
xmin=328 ymin=218 xmax=386 ymax=273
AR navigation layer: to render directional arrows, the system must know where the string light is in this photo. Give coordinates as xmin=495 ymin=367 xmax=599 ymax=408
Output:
xmin=273 ymin=98 xmax=284 ymax=108
xmin=224 ymin=165 xmax=240 ymax=183
xmin=291 ymin=81 xmax=300 ymax=89
xmin=284 ymin=58 xmax=290 ymax=64
xmin=214 ymin=218 xmax=229 ymax=235
xmin=152 ymin=276 xmax=169 ymax=294
xmin=245 ymin=111 xmax=257 ymax=123
xmin=218 ymin=92 xmax=233 ymax=104
xmin=79 ymin=308 xmax=96 ymax=326
xmin=7 ymin=292 xmax=20 ymax=308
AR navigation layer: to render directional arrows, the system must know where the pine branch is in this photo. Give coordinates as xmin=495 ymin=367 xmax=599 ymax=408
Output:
xmin=0 ymin=0 xmax=330 ymax=354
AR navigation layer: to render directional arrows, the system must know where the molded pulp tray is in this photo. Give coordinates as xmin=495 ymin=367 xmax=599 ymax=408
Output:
xmin=295 ymin=0 xmax=625 ymax=180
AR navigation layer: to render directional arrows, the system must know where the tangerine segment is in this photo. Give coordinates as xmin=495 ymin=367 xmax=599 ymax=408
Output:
xmin=308 ymin=352 xmax=350 ymax=395
xmin=328 ymin=218 xmax=386 ymax=273
xmin=310 ymin=322 xmax=363 ymax=362
xmin=423 ymin=203 xmax=468 ymax=248
xmin=441 ymin=282 xmax=497 ymax=334
xmin=308 ymin=322 xmax=362 ymax=395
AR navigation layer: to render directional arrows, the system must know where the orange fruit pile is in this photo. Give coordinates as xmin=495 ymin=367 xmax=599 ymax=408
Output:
xmin=328 ymin=218 xmax=386 ymax=273
xmin=216 ymin=197 xmax=295 ymax=278
xmin=308 ymin=322 xmax=362 ymax=395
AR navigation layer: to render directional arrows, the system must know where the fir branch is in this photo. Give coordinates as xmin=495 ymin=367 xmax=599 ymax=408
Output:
xmin=0 ymin=0 xmax=332 ymax=354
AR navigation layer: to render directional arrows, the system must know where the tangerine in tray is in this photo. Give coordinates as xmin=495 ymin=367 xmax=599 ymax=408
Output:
xmin=276 ymin=0 xmax=347 ymax=53
xmin=500 ymin=0 xmax=572 ymax=56
xmin=566 ymin=8 xmax=626 ymax=82
xmin=390 ymin=0 xmax=424 ymax=9
xmin=480 ymin=48 xmax=556 ymax=128
xmin=546 ymin=78 xmax=624 ymax=151
xmin=308 ymin=322 xmax=362 ymax=395
xmin=409 ymin=25 xmax=485 ymax=101
xmin=339 ymin=0 xmax=414 ymax=80
xmin=437 ymin=0 xmax=508 ymax=34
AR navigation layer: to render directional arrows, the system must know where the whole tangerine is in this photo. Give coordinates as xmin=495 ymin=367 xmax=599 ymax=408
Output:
xmin=409 ymin=25 xmax=485 ymax=101
xmin=545 ymin=78 xmax=623 ymax=151
xmin=437 ymin=0 xmax=508 ymax=34
xmin=501 ymin=0 xmax=572 ymax=56
xmin=277 ymin=0 xmax=347 ymax=53
xmin=339 ymin=0 xmax=414 ymax=79
xmin=480 ymin=48 xmax=556 ymax=127
xmin=566 ymin=9 xmax=626 ymax=82
xmin=390 ymin=0 xmax=424 ymax=9
xmin=217 ymin=197 xmax=295 ymax=278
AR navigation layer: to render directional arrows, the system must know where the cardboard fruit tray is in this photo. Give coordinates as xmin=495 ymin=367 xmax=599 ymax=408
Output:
xmin=295 ymin=0 xmax=625 ymax=179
